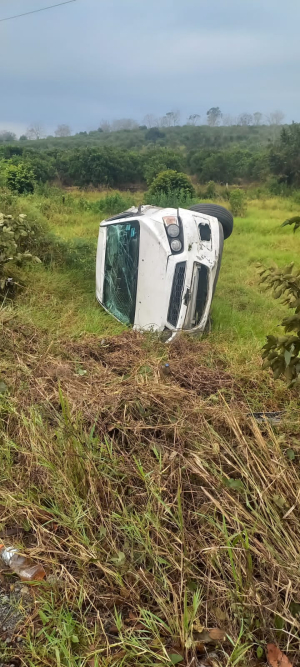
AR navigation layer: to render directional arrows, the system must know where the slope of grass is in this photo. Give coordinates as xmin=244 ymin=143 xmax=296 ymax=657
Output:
xmin=11 ymin=191 xmax=300 ymax=357
xmin=212 ymin=198 xmax=300 ymax=356
xmin=1 ymin=191 xmax=300 ymax=666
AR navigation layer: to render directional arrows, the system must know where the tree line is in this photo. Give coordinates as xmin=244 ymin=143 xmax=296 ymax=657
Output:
xmin=0 ymin=124 xmax=299 ymax=192
xmin=0 ymin=108 xmax=286 ymax=144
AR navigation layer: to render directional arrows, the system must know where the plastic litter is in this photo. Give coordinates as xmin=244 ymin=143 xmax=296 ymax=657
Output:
xmin=0 ymin=545 xmax=46 ymax=581
xmin=248 ymin=411 xmax=284 ymax=425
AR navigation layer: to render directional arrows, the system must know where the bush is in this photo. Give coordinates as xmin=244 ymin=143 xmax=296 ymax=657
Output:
xmin=143 ymin=150 xmax=184 ymax=186
xmin=149 ymin=170 xmax=195 ymax=197
xmin=36 ymin=234 xmax=96 ymax=278
xmin=261 ymin=218 xmax=300 ymax=386
xmin=146 ymin=188 xmax=196 ymax=209
xmin=6 ymin=162 xmax=35 ymax=194
xmin=205 ymin=180 xmax=217 ymax=199
xmin=0 ymin=212 xmax=41 ymax=290
xmin=229 ymin=188 xmax=247 ymax=216
xmin=90 ymin=192 xmax=135 ymax=216
xmin=145 ymin=128 xmax=165 ymax=143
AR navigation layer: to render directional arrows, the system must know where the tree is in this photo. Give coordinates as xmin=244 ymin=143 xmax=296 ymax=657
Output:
xmin=149 ymin=170 xmax=195 ymax=197
xmin=143 ymin=114 xmax=158 ymax=128
xmin=145 ymin=127 xmax=165 ymax=143
xmin=111 ymin=119 xmax=138 ymax=131
xmin=165 ymin=111 xmax=180 ymax=126
xmin=0 ymin=131 xmax=17 ymax=142
xmin=27 ymin=123 xmax=45 ymax=140
xmin=19 ymin=135 xmax=28 ymax=141
xmin=159 ymin=116 xmax=168 ymax=128
xmin=269 ymin=123 xmax=300 ymax=186
xmin=55 ymin=124 xmax=71 ymax=137
xmin=237 ymin=113 xmax=253 ymax=126
xmin=253 ymin=112 xmax=263 ymax=126
xmin=143 ymin=148 xmax=184 ymax=184
xmin=187 ymin=114 xmax=201 ymax=126
xmin=6 ymin=162 xmax=35 ymax=194
xmin=99 ymin=120 xmax=111 ymax=133
xmin=222 ymin=114 xmax=236 ymax=126
xmin=206 ymin=107 xmax=222 ymax=127
xmin=267 ymin=110 xmax=285 ymax=125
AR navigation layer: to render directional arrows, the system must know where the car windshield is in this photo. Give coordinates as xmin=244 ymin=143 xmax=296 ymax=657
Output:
xmin=103 ymin=221 xmax=140 ymax=325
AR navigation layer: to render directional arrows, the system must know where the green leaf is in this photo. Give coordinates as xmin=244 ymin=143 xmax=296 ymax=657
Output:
xmin=54 ymin=646 xmax=61 ymax=666
xmin=284 ymin=349 xmax=293 ymax=365
xmin=38 ymin=610 xmax=49 ymax=625
xmin=287 ymin=448 xmax=295 ymax=461
xmin=290 ymin=600 xmax=300 ymax=617
xmin=111 ymin=551 xmax=126 ymax=567
xmin=0 ymin=380 xmax=8 ymax=394
xmin=186 ymin=579 xmax=198 ymax=592
xmin=256 ymin=646 xmax=264 ymax=659
xmin=273 ymin=494 xmax=286 ymax=509
xmin=98 ymin=526 xmax=107 ymax=538
xmin=71 ymin=634 xmax=79 ymax=643
xmin=274 ymin=614 xmax=285 ymax=630
xmin=169 ymin=654 xmax=184 ymax=665
xmin=224 ymin=478 xmax=245 ymax=492
xmin=76 ymin=367 xmax=87 ymax=376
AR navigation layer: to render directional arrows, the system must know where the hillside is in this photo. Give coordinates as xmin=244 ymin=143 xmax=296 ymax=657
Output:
xmin=10 ymin=124 xmax=282 ymax=152
xmin=1 ymin=123 xmax=299 ymax=193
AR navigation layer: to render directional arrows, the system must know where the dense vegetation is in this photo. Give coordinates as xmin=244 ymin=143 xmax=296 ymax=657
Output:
xmin=0 ymin=123 xmax=299 ymax=192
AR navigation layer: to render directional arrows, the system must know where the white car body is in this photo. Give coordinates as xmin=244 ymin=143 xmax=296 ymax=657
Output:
xmin=96 ymin=205 xmax=223 ymax=340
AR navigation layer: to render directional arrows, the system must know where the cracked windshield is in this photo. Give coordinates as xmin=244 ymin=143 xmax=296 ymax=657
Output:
xmin=103 ymin=221 xmax=140 ymax=324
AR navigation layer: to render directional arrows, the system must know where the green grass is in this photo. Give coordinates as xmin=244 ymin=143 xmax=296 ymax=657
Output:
xmin=18 ymin=265 xmax=124 ymax=337
xmin=11 ymin=192 xmax=300 ymax=359
xmin=212 ymin=197 xmax=300 ymax=358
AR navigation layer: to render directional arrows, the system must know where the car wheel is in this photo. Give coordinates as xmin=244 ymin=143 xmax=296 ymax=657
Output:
xmin=213 ymin=222 xmax=224 ymax=295
xmin=189 ymin=203 xmax=233 ymax=240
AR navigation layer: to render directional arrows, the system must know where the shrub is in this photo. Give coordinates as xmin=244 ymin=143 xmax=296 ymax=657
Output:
xmin=92 ymin=192 xmax=135 ymax=216
xmin=205 ymin=180 xmax=217 ymax=199
xmin=229 ymin=188 xmax=247 ymax=216
xmin=143 ymin=150 xmax=184 ymax=186
xmin=146 ymin=188 xmax=196 ymax=209
xmin=145 ymin=128 xmax=165 ymax=143
xmin=36 ymin=234 xmax=96 ymax=278
xmin=261 ymin=218 xmax=300 ymax=386
xmin=0 ymin=213 xmax=41 ymax=290
xmin=6 ymin=162 xmax=35 ymax=194
xmin=149 ymin=170 xmax=195 ymax=197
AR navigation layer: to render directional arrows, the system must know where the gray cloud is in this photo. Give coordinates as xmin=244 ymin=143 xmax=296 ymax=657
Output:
xmin=0 ymin=0 xmax=299 ymax=134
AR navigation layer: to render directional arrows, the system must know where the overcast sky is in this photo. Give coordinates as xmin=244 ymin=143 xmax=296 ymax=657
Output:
xmin=1 ymin=0 xmax=298 ymax=135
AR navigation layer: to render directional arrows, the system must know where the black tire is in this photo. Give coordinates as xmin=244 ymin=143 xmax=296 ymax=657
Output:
xmin=213 ymin=222 xmax=224 ymax=295
xmin=189 ymin=203 xmax=233 ymax=239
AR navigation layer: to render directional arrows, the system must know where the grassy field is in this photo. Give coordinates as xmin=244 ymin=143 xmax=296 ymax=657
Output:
xmin=1 ymin=190 xmax=300 ymax=666
xmin=14 ymin=192 xmax=300 ymax=353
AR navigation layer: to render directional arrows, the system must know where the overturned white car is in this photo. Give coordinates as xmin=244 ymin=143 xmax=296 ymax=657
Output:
xmin=96 ymin=203 xmax=233 ymax=340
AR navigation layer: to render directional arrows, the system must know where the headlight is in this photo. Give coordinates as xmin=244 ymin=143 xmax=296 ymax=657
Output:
xmin=170 ymin=239 xmax=182 ymax=252
xmin=167 ymin=224 xmax=180 ymax=238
